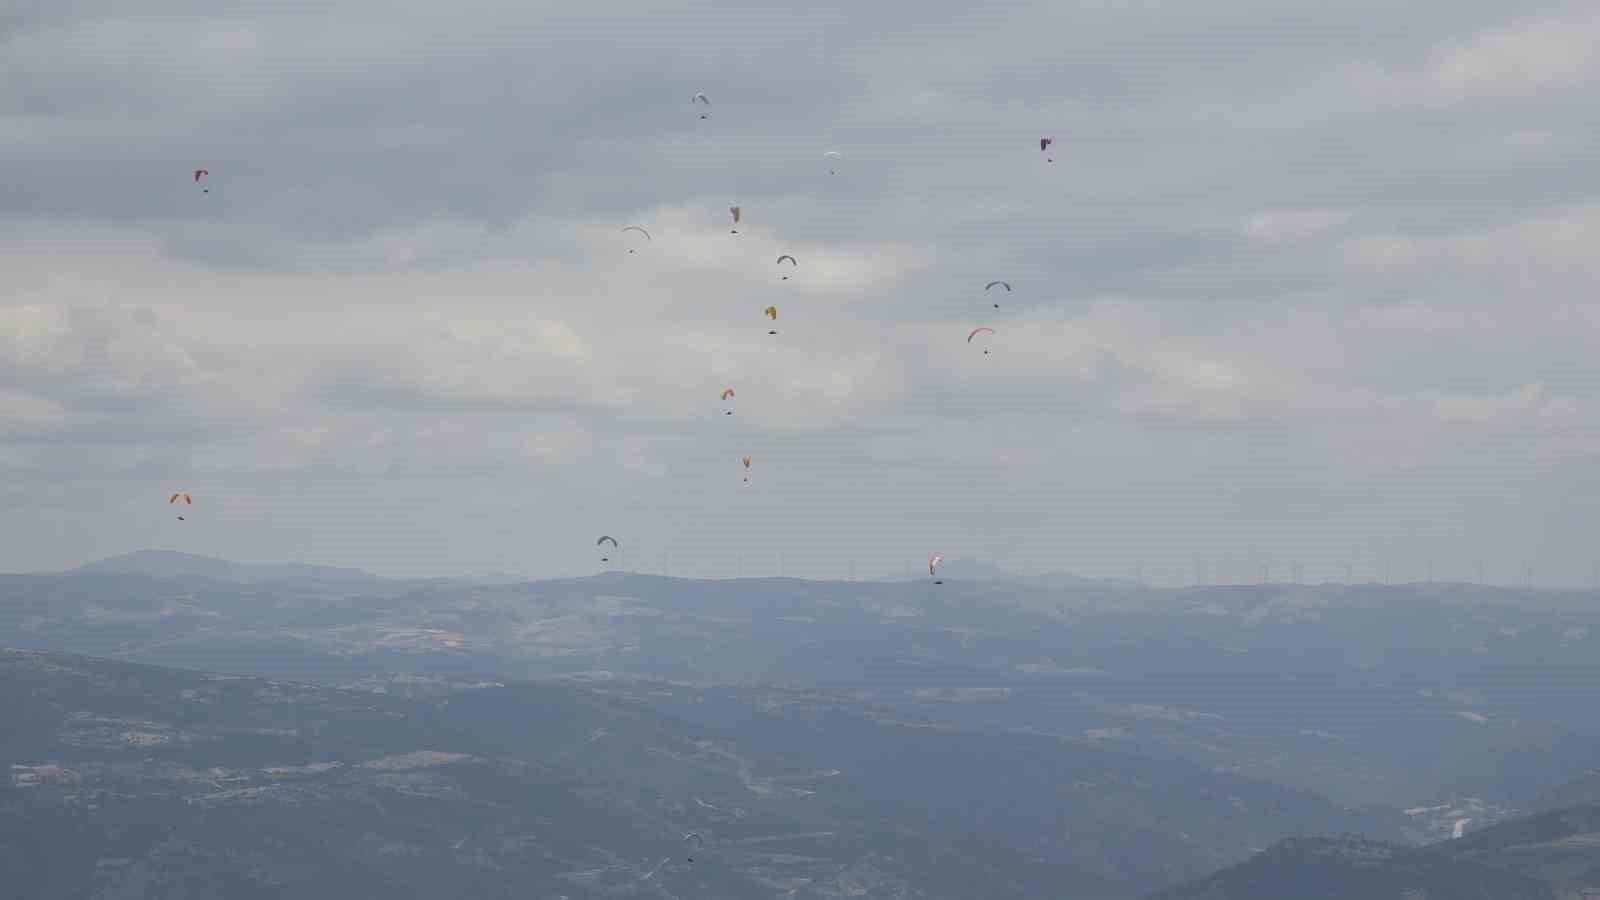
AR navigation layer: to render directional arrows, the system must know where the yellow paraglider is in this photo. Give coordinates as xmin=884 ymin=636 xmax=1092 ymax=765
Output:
xmin=169 ymin=492 xmax=192 ymax=521
xmin=764 ymin=306 xmax=778 ymax=335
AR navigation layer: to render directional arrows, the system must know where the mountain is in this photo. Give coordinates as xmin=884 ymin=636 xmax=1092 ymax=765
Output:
xmin=1147 ymin=835 xmax=1555 ymax=900
xmin=67 ymin=550 xmax=383 ymax=585
xmin=0 ymin=647 xmax=1403 ymax=899
xmin=1426 ymin=806 xmax=1600 ymax=892
xmin=1152 ymin=806 xmax=1600 ymax=899
xmin=5 ymin=565 xmax=1600 ymax=823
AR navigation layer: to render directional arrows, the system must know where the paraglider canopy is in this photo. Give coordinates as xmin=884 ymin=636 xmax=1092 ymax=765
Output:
xmin=1039 ymin=137 xmax=1054 ymax=163
xmin=729 ymin=206 xmax=741 ymax=234
xmin=684 ymin=831 xmax=705 ymax=861
xmin=823 ymin=149 xmax=842 ymax=174
xmin=621 ymin=225 xmax=651 ymax=253
xmin=741 ymin=456 xmax=752 ymax=482
xmin=764 ymin=305 xmax=778 ymax=334
xmin=693 ymin=92 xmax=710 ymax=119
xmin=968 ymin=326 xmax=995 ymax=355
xmin=929 ymin=554 xmax=944 ymax=584
xmin=776 ymin=254 xmax=796 ymax=279
xmin=985 ymin=280 xmax=1011 ymax=308
xmin=169 ymin=491 xmax=192 ymax=520
xmin=193 ymin=169 xmax=209 ymax=193
xmin=721 ymin=388 xmax=735 ymax=400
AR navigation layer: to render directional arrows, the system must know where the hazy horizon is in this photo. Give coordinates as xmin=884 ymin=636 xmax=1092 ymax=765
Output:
xmin=29 ymin=546 xmax=1600 ymax=590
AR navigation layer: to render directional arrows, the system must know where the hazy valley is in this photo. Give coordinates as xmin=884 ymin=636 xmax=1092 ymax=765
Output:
xmin=4 ymin=552 xmax=1600 ymax=897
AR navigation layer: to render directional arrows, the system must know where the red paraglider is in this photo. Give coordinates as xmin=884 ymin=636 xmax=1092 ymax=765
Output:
xmin=968 ymin=326 xmax=995 ymax=356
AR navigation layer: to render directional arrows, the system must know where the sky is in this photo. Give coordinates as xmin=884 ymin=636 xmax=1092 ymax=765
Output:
xmin=5 ymin=0 xmax=1600 ymax=583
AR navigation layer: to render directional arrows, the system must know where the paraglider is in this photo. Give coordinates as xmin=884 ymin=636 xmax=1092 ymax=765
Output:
xmin=985 ymin=281 xmax=1011 ymax=308
xmin=929 ymin=554 xmax=944 ymax=584
xmin=693 ymin=93 xmax=710 ymax=119
xmin=1039 ymin=137 xmax=1054 ymax=163
xmin=621 ymin=226 xmax=651 ymax=254
xmin=823 ymin=149 xmax=842 ymax=175
xmin=776 ymin=254 xmax=796 ymax=280
xmin=193 ymin=169 xmax=209 ymax=193
xmin=729 ymin=206 xmax=741 ymax=234
xmin=597 ymin=535 xmax=618 ymax=563
xmin=721 ymin=387 xmax=735 ymax=415
xmin=169 ymin=492 xmax=191 ymax=520
xmin=741 ymin=456 xmax=752 ymax=482
xmin=764 ymin=306 xmax=778 ymax=334
xmin=684 ymin=832 xmax=705 ymax=862
xmin=968 ymin=326 xmax=995 ymax=355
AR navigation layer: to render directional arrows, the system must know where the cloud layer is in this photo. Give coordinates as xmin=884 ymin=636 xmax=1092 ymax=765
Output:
xmin=5 ymin=0 xmax=1600 ymax=582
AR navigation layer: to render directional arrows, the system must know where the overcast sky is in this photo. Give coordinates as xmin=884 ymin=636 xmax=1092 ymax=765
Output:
xmin=5 ymin=0 xmax=1600 ymax=583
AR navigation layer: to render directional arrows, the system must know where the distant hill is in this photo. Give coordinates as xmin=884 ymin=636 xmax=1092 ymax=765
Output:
xmin=6 ymin=567 xmax=1600 ymax=820
xmin=1153 ymin=806 xmax=1600 ymax=899
xmin=1149 ymin=835 xmax=1553 ymax=900
xmin=0 ymin=647 xmax=1398 ymax=900
xmin=1426 ymin=805 xmax=1600 ymax=892
xmin=66 ymin=550 xmax=383 ymax=585
xmin=888 ymin=557 xmax=1115 ymax=585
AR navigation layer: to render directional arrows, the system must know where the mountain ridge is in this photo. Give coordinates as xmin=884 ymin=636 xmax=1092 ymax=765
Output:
xmin=65 ymin=549 xmax=385 ymax=585
xmin=1152 ymin=805 xmax=1600 ymax=899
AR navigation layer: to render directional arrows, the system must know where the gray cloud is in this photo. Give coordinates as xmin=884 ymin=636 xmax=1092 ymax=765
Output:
xmin=4 ymin=0 xmax=1600 ymax=582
